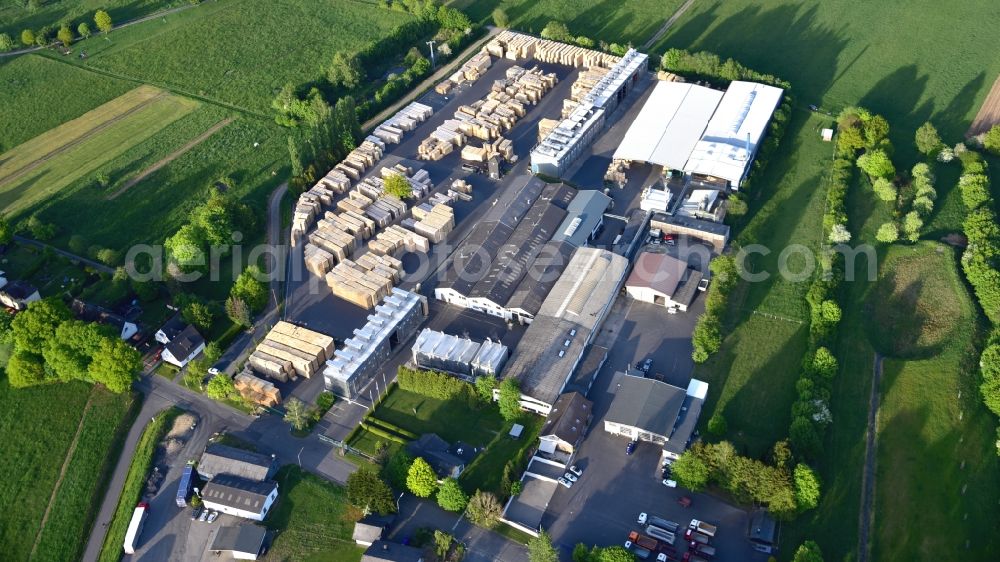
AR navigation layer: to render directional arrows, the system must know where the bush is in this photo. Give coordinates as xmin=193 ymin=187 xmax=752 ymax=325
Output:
xmin=347 ymin=469 xmax=397 ymax=514
xmin=436 ymin=477 xmax=468 ymax=512
xmin=396 ymin=366 xmax=475 ymax=402
xmin=983 ymin=124 xmax=1000 ymax=156
xmin=876 ymin=222 xmax=899 ymax=244
xmin=707 ymin=412 xmax=727 ymax=436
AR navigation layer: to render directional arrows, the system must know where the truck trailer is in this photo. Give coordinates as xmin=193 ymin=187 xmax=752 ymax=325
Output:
xmin=175 ymin=465 xmax=194 ymax=507
xmin=689 ymin=519 xmax=717 ymax=537
xmin=123 ymin=502 xmax=149 ymax=554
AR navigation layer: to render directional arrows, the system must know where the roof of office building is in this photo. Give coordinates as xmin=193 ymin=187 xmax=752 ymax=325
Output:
xmin=201 ymin=475 xmax=277 ymax=513
xmin=626 ymin=252 xmax=689 ymax=297
xmin=504 ymin=239 xmax=576 ymax=316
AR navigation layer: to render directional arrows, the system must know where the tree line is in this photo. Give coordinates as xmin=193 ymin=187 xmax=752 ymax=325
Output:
xmin=1 ymin=298 xmax=141 ymax=393
xmin=0 ymin=8 xmax=114 ymax=52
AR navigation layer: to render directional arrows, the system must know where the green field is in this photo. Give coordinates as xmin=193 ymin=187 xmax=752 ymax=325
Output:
xmin=264 ymin=465 xmax=364 ymax=562
xmin=459 ymin=414 xmax=542 ymax=496
xmin=0 ymin=85 xmax=200 ymax=215
xmin=695 ymin=110 xmax=834 ymax=456
xmin=0 ymin=55 xmax=133 ymax=152
xmin=0 ymin=0 xmax=178 ymax=38
xmin=870 ymin=244 xmax=1000 ymax=560
xmin=55 ymin=0 xmax=415 ymax=114
xmin=0 ymin=375 xmax=134 ymax=562
xmin=454 ymin=0 xmax=683 ymax=44
xmin=371 ymin=387 xmax=506 ymax=446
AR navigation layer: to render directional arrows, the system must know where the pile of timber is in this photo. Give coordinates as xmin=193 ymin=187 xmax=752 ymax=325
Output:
xmin=373 ymin=102 xmax=433 ymax=145
xmin=460 ymin=137 xmax=514 ymax=163
xmin=485 ymin=30 xmax=619 ymax=69
xmin=325 ymin=255 xmax=402 ymax=309
xmin=370 ymin=224 xmax=430 ymax=255
xmin=656 ymin=71 xmax=684 ymax=82
xmin=604 ymin=159 xmax=629 ymax=189
xmin=234 ymin=371 xmax=282 ymax=407
xmin=538 ymin=118 xmax=560 ymax=141
xmin=248 ymin=321 xmax=335 ymax=382
xmin=293 ymin=139 xmax=385 ymax=234
xmin=412 ymin=203 xmax=454 ymax=243
xmin=420 ymin=66 xmax=555 ymax=161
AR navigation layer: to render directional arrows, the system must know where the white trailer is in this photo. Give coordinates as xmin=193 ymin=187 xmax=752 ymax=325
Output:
xmin=123 ymin=502 xmax=149 ymax=554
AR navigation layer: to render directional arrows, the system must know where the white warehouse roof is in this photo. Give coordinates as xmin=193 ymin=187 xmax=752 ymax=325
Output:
xmin=614 ymin=81 xmax=723 ymax=170
xmin=683 ymin=80 xmax=784 ymax=185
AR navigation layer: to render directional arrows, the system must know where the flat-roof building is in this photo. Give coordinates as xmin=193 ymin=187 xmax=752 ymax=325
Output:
xmin=683 ymin=80 xmax=784 ymax=189
xmin=650 ymin=213 xmax=730 ymax=254
xmin=502 ymin=247 xmax=628 ymax=414
xmin=201 ymin=475 xmax=279 ymax=522
xmin=614 ymin=81 xmax=723 ymax=170
xmin=603 ymin=372 xmax=708 ymax=460
xmin=323 ymin=289 xmax=428 ymax=399
xmin=551 ymin=190 xmax=612 ymax=248
xmin=531 ymin=49 xmax=649 ymax=177
xmin=209 ymin=524 xmax=267 ymax=560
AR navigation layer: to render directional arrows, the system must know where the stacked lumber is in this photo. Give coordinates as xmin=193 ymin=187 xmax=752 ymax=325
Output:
xmin=248 ymin=321 xmax=336 ymax=381
xmin=292 ymin=139 xmax=386 ymax=235
xmin=419 ymin=66 xmax=555 ymax=161
xmin=304 ymin=244 xmax=336 ymax=276
xmin=451 ymin=179 xmax=472 ymax=195
xmin=435 ymin=80 xmax=455 ymax=95
xmin=656 ymin=71 xmax=684 ymax=82
xmin=325 ymin=257 xmax=401 ymax=309
xmin=604 ymin=158 xmax=629 ymax=189
xmin=485 ymin=30 xmax=620 ymax=69
xmin=461 ymin=137 xmax=514 ymax=163
xmin=234 ymin=372 xmax=281 ymax=407
xmin=374 ymin=102 xmax=432 ymax=144
xmin=413 ymin=203 xmax=454 ymax=243
xmin=369 ymin=224 xmax=430 ymax=255
xmin=571 ymin=67 xmax=611 ymax=102
xmin=538 ymin=118 xmax=559 ymax=141
xmin=461 ymin=52 xmax=492 ymax=82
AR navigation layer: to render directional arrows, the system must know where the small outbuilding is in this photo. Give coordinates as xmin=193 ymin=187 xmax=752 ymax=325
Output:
xmin=353 ymin=514 xmax=396 ymax=547
xmin=209 ymin=524 xmax=267 ymax=560
xmin=362 ymin=540 xmax=425 ymax=562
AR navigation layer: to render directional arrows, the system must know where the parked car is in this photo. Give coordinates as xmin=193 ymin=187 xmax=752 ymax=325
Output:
xmin=677 ymin=496 xmax=692 ymax=508
xmin=198 ymin=509 xmax=210 ymax=522
xmin=626 ymin=441 xmax=637 ymax=455
xmin=697 ymin=278 xmax=710 ymax=292
xmin=667 ymin=307 xmax=678 ymax=314
xmin=207 ymin=510 xmax=219 ymax=523
xmin=662 ymin=478 xmax=677 ymax=488
xmin=557 ymin=477 xmax=573 ymax=489
xmin=190 ymin=507 xmax=201 ymax=520
xmin=641 ymin=358 xmax=653 ymax=372
xmin=564 ymin=472 xmax=578 ymax=483
xmin=569 ymin=465 xmax=583 ymax=477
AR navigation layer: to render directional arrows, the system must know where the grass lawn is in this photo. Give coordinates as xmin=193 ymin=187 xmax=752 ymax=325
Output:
xmin=459 ymin=415 xmax=543 ymax=496
xmin=694 ymin=110 xmax=834 ymax=457
xmin=97 ymin=406 xmax=182 ymax=562
xmin=0 ymin=85 xmax=199 ymax=215
xmin=371 ymin=387 xmax=506 ymax=446
xmin=264 ymin=465 xmax=364 ymax=562
xmin=454 ymin=0 xmax=683 ymax=45
xmin=0 ymin=0 xmax=180 ymax=37
xmin=0 ymin=377 xmax=133 ymax=562
xmin=868 ymin=243 xmax=1000 ymax=561
xmin=0 ymin=55 xmax=133 ymax=152
xmin=55 ymin=0 xmax=416 ymax=114
xmin=32 ymin=389 xmax=139 ymax=562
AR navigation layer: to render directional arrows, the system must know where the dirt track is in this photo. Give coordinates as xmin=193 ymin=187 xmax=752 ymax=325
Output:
xmin=968 ymin=74 xmax=1000 ymax=136
xmin=107 ymin=116 xmax=234 ymax=199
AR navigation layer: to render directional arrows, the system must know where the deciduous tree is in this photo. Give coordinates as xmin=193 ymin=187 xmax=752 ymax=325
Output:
xmin=793 ymin=464 xmax=821 ymax=511
xmin=857 ymin=149 xmax=895 ymax=179
xmin=492 ymin=8 xmax=510 ymax=28
xmin=95 ymin=10 xmax=113 ymax=34
xmin=875 ymin=222 xmax=899 ymax=244
xmin=206 ymin=374 xmax=237 ymax=401
xmin=871 ymin=177 xmax=896 ymax=202
xmin=672 ymin=450 xmax=710 ymax=490
xmin=498 ymin=378 xmax=522 ymax=421
xmin=985 ymin=124 xmax=1000 ymax=156
xmin=6 ymin=350 xmax=47 ymax=388
xmin=21 ymin=29 xmax=35 ymax=47
xmin=11 ymin=298 xmax=71 ymax=351
xmin=78 ymin=22 xmax=91 ymax=39
xmin=528 ymin=530 xmax=559 ymax=562
xmin=57 ymin=25 xmax=73 ymax=47
xmin=466 ymin=490 xmax=502 ymax=526
xmin=231 ymin=265 xmax=268 ymax=312
xmin=0 ymin=32 xmax=14 ymax=52
xmin=915 ymin=122 xmax=943 ymax=156
xmin=327 ymin=52 xmax=364 ymax=89
xmin=89 ymin=337 xmax=141 ymax=393
xmin=474 ymin=374 xmax=497 ymax=403
xmin=792 ymin=540 xmax=824 ymax=562
xmin=383 ymin=173 xmax=413 ymax=199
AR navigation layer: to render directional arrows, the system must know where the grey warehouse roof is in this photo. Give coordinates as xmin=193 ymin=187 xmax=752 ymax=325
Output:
xmin=362 ymin=540 xmax=425 ymax=562
xmin=504 ymin=248 xmax=629 ymax=406
xmin=552 ymin=190 xmax=612 ymax=247
xmin=505 ymin=239 xmax=576 ymax=316
xmin=199 ymin=443 xmax=274 ymax=481
xmin=210 ymin=524 xmax=267 ymax=554
xmin=201 ymin=475 xmax=277 ymax=512
xmin=605 ymin=373 xmax=687 ymax=439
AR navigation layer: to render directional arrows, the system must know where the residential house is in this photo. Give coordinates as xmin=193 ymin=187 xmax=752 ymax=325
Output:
xmin=0 ymin=278 xmax=40 ymax=311
xmin=405 ymin=434 xmax=477 ymax=479
xmin=162 ymin=324 xmax=206 ymax=368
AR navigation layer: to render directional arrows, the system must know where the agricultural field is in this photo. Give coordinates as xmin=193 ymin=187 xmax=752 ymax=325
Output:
xmin=0 ymin=85 xmax=199 ymax=215
xmin=0 ymin=376 xmax=134 ymax=562
xmin=0 ymin=0 xmax=177 ymax=37
xmin=0 ymin=55 xmax=133 ymax=152
xmin=264 ymin=465 xmax=365 ymax=562
xmin=870 ymin=244 xmax=1000 ymax=561
xmin=53 ymin=0 xmax=416 ymax=114
xmin=453 ymin=0 xmax=683 ymax=45
xmin=694 ymin=110 xmax=834 ymax=456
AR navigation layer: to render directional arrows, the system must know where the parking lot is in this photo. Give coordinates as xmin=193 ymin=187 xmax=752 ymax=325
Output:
xmin=541 ymin=362 xmax=768 ymax=562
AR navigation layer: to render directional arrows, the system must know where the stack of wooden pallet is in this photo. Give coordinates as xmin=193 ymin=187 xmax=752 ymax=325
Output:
xmin=325 ymin=256 xmax=401 ymax=309
xmin=604 ymin=159 xmax=629 ymax=189
xmin=485 ymin=30 xmax=620 ymax=69
xmin=292 ymin=139 xmax=387 ymax=235
xmin=418 ymin=120 xmax=467 ymax=160
xmin=538 ymin=118 xmax=560 ymax=142
xmin=234 ymin=371 xmax=282 ymax=407
xmin=248 ymin=321 xmax=336 ymax=382
xmin=461 ymin=137 xmax=514 ymax=163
